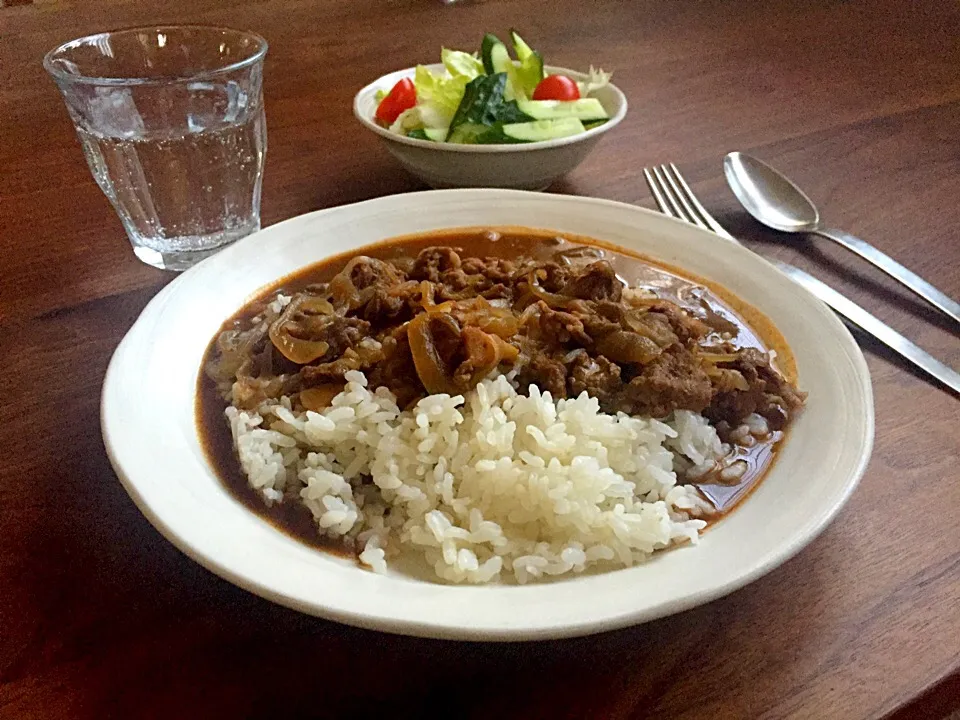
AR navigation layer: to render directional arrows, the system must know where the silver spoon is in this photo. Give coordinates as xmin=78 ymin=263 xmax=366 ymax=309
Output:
xmin=724 ymin=151 xmax=960 ymax=325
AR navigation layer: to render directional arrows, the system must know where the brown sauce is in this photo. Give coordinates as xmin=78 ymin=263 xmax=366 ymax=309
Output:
xmin=196 ymin=227 xmax=797 ymax=549
xmin=197 ymin=374 xmax=355 ymax=556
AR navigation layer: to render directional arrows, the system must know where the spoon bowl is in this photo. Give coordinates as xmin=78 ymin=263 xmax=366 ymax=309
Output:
xmin=724 ymin=152 xmax=821 ymax=232
xmin=723 ymin=151 xmax=960 ymax=325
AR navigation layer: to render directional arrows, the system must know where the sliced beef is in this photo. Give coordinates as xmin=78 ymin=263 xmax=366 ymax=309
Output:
xmin=622 ymin=348 xmax=713 ymax=417
xmin=705 ymin=348 xmax=806 ymax=428
xmin=350 ymin=257 xmax=404 ymax=290
xmin=516 ymin=354 xmax=568 ymax=398
xmin=625 ymin=309 xmax=681 ymax=349
xmin=461 ymin=256 xmax=516 ymax=284
xmin=480 ymin=283 xmax=512 ymax=300
xmin=647 ymin=301 xmax=709 ymax=345
xmin=366 ymin=329 xmax=424 ymax=408
xmin=434 ymin=257 xmax=520 ymax=301
xmin=410 ymin=247 xmax=462 ymax=282
xmin=574 ymin=301 xmax=623 ymax=340
xmin=567 ymin=353 xmax=622 ymax=400
xmin=210 ymin=244 xmax=804 ymax=431
xmin=310 ymin=315 xmax=370 ymax=358
xmin=360 ymin=288 xmax=407 ymax=322
xmin=438 ymin=268 xmax=472 ymax=293
xmin=231 ymin=375 xmax=290 ymax=411
xmin=301 ymin=343 xmax=382 ymax=385
xmin=361 ymin=277 xmax=427 ymax=323
xmin=526 ymin=261 xmax=572 ymax=293
xmin=536 ymin=303 xmax=593 ymax=346
xmin=560 ymin=261 xmax=624 ymax=302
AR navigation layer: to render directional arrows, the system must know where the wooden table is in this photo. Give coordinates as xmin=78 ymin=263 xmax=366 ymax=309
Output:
xmin=2 ymin=1 xmax=958 ymax=717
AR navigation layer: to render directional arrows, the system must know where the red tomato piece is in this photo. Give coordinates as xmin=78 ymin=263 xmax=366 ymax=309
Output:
xmin=375 ymin=78 xmax=417 ymax=126
xmin=532 ymin=74 xmax=580 ymax=101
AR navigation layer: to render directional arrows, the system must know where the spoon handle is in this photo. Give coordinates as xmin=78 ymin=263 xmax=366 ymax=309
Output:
xmin=771 ymin=260 xmax=960 ymax=395
xmin=816 ymin=227 xmax=960 ymax=326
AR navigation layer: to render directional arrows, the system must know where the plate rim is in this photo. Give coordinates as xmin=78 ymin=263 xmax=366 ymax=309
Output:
xmin=101 ymin=189 xmax=875 ymax=640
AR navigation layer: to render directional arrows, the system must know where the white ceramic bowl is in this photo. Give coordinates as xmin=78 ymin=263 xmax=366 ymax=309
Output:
xmin=353 ymin=65 xmax=628 ymax=190
xmin=102 ymin=190 xmax=874 ymax=641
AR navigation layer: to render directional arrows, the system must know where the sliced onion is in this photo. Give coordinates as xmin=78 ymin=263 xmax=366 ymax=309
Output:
xmin=269 ymin=329 xmax=329 ymax=365
xmin=525 ymin=269 xmax=579 ymax=310
xmin=268 ymin=293 xmax=335 ymax=364
xmin=594 ymin=330 xmax=661 ymax=364
xmin=705 ymin=367 xmax=751 ymax=391
xmin=326 ymin=256 xmax=399 ymax=310
xmin=699 ymin=352 xmax=740 ymax=364
xmin=623 ymin=310 xmax=679 ymax=348
xmin=299 ymin=385 xmax=343 ymax=412
xmin=420 ymin=280 xmax=456 ymax=314
xmin=407 ymin=313 xmax=461 ymax=395
xmin=327 ymin=271 xmax=360 ymax=309
xmin=556 ymin=246 xmax=604 ymax=266
xmin=458 ymin=327 xmax=520 ymax=388
xmin=452 ymin=296 xmax=518 ymax=338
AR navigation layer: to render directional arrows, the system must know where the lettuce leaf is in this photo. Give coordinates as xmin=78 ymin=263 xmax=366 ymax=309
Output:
xmin=577 ymin=66 xmax=612 ymax=97
xmin=388 ymin=103 xmax=451 ymax=135
xmin=441 ymin=48 xmax=484 ymax=80
xmin=414 ymin=65 xmax=468 ymax=123
xmin=388 ymin=106 xmax=425 ymax=134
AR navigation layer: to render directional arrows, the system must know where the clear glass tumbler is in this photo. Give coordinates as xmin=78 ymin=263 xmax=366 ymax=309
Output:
xmin=44 ymin=26 xmax=268 ymax=271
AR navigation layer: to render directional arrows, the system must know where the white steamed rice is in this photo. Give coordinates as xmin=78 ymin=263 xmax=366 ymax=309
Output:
xmin=225 ymin=371 xmax=726 ymax=584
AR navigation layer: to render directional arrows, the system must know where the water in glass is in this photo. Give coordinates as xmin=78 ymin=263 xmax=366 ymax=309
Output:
xmin=45 ymin=27 xmax=268 ymax=270
xmin=76 ymin=109 xmax=265 ymax=267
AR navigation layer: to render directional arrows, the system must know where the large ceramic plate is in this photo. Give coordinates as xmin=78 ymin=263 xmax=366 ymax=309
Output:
xmin=102 ymin=190 xmax=874 ymax=640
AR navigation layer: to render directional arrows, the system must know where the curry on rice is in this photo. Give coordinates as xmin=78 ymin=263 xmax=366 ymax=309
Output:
xmin=198 ymin=228 xmax=805 ymax=583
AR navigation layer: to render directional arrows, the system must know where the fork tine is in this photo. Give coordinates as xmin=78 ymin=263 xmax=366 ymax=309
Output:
xmin=659 ymin=164 xmax=710 ymax=232
xmin=642 ymin=168 xmax=673 ymax=217
xmin=651 ymin=166 xmax=692 ymax=222
xmin=665 ymin=163 xmax=736 ymax=241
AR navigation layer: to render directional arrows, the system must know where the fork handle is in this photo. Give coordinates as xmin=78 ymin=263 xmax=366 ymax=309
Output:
xmin=815 ymin=227 xmax=960 ymax=326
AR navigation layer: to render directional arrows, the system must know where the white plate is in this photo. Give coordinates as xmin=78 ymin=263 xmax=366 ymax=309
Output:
xmin=102 ymin=190 xmax=874 ymax=640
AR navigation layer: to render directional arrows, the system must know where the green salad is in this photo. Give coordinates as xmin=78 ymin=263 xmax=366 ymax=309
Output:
xmin=373 ymin=32 xmax=612 ymax=145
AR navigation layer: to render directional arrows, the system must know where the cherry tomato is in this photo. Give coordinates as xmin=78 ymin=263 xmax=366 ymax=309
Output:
xmin=532 ymin=74 xmax=580 ymax=101
xmin=375 ymin=78 xmax=417 ymax=126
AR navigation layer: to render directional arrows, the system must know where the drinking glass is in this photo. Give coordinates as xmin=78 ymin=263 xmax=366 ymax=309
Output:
xmin=44 ymin=26 xmax=268 ymax=271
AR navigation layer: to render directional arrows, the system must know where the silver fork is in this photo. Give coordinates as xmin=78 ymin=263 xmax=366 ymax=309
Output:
xmin=643 ymin=163 xmax=960 ymax=395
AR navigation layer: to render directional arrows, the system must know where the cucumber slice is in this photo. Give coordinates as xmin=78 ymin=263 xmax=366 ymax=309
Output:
xmin=480 ymin=33 xmax=529 ymax=101
xmin=515 ymin=51 xmax=543 ymax=98
xmin=481 ymin=33 xmax=511 ymax=74
xmin=501 ymin=118 xmax=586 ymax=142
xmin=516 ymin=98 xmax=609 ymax=122
xmin=510 ymin=30 xmax=534 ymax=62
xmin=447 ymin=122 xmax=492 ymax=144
xmin=510 ymin=31 xmax=544 ymax=97
xmin=508 ymin=32 xmax=544 ymax=97
xmin=490 ymin=44 xmax=512 ymax=73
xmin=411 ymin=127 xmax=448 ymax=142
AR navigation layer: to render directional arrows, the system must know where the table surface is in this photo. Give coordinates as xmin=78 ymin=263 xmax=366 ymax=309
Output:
xmin=2 ymin=1 xmax=959 ymax=718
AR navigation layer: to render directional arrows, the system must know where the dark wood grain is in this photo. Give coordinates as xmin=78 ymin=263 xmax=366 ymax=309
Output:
xmin=1 ymin=1 xmax=958 ymax=718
